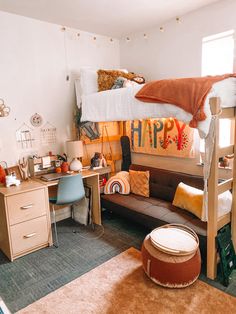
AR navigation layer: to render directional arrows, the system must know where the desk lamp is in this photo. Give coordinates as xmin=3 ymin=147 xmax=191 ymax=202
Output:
xmin=66 ymin=140 xmax=84 ymax=171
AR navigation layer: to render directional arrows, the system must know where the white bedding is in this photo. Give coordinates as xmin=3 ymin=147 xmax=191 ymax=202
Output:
xmin=77 ymin=78 xmax=236 ymax=138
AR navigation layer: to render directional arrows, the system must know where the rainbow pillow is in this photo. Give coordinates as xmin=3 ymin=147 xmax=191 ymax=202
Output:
xmin=104 ymin=171 xmax=130 ymax=195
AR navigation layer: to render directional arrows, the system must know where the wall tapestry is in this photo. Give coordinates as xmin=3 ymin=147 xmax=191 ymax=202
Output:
xmin=126 ymin=119 xmax=194 ymax=158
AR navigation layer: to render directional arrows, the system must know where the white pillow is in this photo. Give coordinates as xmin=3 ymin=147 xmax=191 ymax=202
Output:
xmin=218 ymin=190 xmax=232 ymax=217
xmin=80 ymin=68 xmax=98 ymax=95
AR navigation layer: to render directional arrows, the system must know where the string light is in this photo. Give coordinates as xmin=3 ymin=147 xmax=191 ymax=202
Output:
xmin=176 ymin=17 xmax=181 ymax=24
xmin=62 ymin=27 xmax=70 ymax=81
xmin=60 ymin=15 xmax=182 ymax=46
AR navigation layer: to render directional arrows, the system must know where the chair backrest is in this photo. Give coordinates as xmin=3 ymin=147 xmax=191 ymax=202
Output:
xmin=56 ymin=174 xmax=85 ymax=205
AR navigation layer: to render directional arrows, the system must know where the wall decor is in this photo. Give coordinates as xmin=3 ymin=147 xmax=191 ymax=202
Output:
xmin=0 ymin=99 xmax=10 ymax=117
xmin=6 ymin=165 xmax=22 ymax=181
xmin=126 ymin=118 xmax=194 ymax=158
xmin=30 ymin=113 xmax=43 ymax=127
xmin=40 ymin=122 xmax=57 ymax=145
xmin=16 ymin=123 xmax=35 ymax=149
xmin=18 ymin=158 xmax=30 ymax=180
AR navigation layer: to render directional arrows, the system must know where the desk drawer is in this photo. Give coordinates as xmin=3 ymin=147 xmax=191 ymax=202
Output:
xmin=7 ymin=188 xmax=47 ymax=225
xmin=10 ymin=215 xmax=49 ymax=255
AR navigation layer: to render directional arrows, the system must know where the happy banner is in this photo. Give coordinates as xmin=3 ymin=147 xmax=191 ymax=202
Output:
xmin=126 ymin=119 xmax=194 ymax=158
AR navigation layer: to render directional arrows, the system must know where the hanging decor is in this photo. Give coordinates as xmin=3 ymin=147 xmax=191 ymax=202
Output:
xmin=126 ymin=118 xmax=194 ymax=158
xmin=40 ymin=122 xmax=57 ymax=145
xmin=16 ymin=123 xmax=35 ymax=149
xmin=61 ymin=26 xmax=70 ymax=81
xmin=0 ymin=99 xmax=10 ymax=117
xmin=30 ymin=113 xmax=43 ymax=127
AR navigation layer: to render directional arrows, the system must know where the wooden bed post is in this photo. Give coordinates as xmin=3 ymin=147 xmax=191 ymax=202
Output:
xmin=207 ymin=99 xmax=236 ymax=279
xmin=231 ymin=109 xmax=236 ymax=250
xmin=207 ymin=97 xmax=220 ymax=279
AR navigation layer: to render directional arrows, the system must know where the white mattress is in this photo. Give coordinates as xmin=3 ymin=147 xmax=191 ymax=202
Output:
xmin=78 ymin=78 xmax=236 ymax=138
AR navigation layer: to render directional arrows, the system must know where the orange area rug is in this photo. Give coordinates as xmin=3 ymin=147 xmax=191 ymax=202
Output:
xmin=17 ymin=248 xmax=236 ymax=314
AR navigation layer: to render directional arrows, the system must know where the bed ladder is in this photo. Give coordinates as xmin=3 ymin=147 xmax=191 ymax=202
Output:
xmin=207 ymin=98 xmax=236 ymax=279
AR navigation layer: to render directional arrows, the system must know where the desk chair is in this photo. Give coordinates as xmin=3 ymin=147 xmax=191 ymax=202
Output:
xmin=49 ymin=174 xmax=86 ymax=247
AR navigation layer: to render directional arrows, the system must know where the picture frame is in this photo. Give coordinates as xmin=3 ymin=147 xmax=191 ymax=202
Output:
xmin=6 ymin=165 xmax=22 ymax=181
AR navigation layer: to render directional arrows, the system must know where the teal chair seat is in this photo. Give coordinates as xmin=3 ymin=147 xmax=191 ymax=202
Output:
xmin=49 ymin=174 xmax=86 ymax=247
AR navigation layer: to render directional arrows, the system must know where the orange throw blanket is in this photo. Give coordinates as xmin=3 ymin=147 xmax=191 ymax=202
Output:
xmin=135 ymin=74 xmax=236 ymax=127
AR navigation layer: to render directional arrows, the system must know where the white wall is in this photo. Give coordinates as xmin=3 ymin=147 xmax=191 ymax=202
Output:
xmin=0 ymin=11 xmax=120 ymax=167
xmin=120 ymin=0 xmax=236 ymax=177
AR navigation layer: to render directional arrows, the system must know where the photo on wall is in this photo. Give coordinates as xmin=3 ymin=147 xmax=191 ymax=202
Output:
xmin=126 ymin=118 xmax=195 ymax=158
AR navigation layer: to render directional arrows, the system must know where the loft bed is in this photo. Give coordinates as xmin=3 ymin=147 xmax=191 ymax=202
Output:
xmin=75 ymin=74 xmax=236 ymax=280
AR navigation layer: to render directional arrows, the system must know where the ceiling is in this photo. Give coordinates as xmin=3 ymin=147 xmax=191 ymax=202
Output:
xmin=0 ymin=0 xmax=220 ymax=38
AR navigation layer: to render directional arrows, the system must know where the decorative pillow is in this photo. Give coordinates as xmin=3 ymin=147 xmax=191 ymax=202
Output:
xmin=80 ymin=68 xmax=129 ymax=95
xmin=97 ymin=69 xmax=138 ymax=92
xmin=173 ymin=182 xmax=232 ymax=221
xmin=129 ymin=170 xmax=150 ymax=197
xmin=104 ymin=171 xmax=130 ymax=195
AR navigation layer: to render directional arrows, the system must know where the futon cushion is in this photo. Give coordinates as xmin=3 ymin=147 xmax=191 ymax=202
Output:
xmin=101 ymin=193 xmax=207 ymax=236
xmin=129 ymin=170 xmax=150 ymax=197
xmin=129 ymin=164 xmax=204 ymax=202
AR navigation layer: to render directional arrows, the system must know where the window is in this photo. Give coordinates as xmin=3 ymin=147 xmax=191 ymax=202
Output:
xmin=201 ymin=30 xmax=234 ymax=76
xmin=200 ymin=30 xmax=235 ymax=157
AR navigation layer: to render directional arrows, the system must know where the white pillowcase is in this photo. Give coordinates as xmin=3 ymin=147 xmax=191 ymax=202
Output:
xmin=218 ymin=190 xmax=232 ymax=218
xmin=80 ymin=68 xmax=98 ymax=96
xmin=80 ymin=68 xmax=129 ymax=96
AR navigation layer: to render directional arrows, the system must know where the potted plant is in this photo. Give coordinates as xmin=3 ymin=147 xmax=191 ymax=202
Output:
xmin=57 ymin=154 xmax=69 ymax=173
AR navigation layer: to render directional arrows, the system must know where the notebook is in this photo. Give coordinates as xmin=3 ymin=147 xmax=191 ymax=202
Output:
xmin=40 ymin=172 xmax=70 ymax=181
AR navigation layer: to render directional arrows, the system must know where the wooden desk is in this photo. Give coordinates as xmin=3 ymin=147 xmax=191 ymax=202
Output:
xmin=36 ymin=169 xmax=101 ymax=225
xmin=0 ymin=170 xmax=101 ymax=261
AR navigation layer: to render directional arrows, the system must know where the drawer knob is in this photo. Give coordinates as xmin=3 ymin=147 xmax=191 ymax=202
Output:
xmin=23 ymin=232 xmax=37 ymax=239
xmin=20 ymin=204 xmax=34 ymax=210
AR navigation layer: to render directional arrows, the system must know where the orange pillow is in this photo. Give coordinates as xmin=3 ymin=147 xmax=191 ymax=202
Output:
xmin=97 ymin=69 xmax=137 ymax=92
xmin=129 ymin=170 xmax=150 ymax=197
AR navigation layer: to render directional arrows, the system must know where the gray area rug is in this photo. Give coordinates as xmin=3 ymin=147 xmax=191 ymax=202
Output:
xmin=0 ymin=211 xmax=235 ymax=313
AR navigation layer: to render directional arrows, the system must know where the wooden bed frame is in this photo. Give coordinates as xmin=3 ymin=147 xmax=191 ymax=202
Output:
xmin=207 ymin=97 xmax=236 ymax=279
xmin=120 ymin=97 xmax=235 ymax=280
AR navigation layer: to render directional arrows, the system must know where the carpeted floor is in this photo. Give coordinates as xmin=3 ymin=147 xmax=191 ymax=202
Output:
xmin=16 ymin=248 xmax=236 ymax=314
xmin=0 ymin=211 xmax=235 ymax=313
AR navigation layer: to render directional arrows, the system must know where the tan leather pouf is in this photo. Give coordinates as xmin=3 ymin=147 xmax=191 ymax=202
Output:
xmin=142 ymin=224 xmax=201 ymax=288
